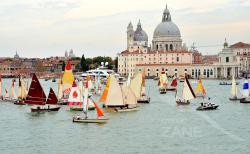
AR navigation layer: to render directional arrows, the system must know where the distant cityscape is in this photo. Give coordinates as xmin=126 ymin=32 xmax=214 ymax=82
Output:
xmin=0 ymin=49 xmax=117 ymax=78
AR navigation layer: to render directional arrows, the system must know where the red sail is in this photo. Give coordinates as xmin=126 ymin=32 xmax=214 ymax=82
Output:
xmin=25 ymin=74 xmax=46 ymax=105
xmin=93 ymin=100 xmax=104 ymax=117
xmin=46 ymin=88 xmax=58 ymax=105
xmin=171 ymin=78 xmax=177 ymax=87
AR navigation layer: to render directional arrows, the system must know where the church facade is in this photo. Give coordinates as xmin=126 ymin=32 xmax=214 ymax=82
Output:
xmin=118 ymin=4 xmax=245 ymax=79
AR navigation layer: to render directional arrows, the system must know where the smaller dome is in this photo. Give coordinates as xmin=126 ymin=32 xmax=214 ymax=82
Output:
xmin=134 ymin=20 xmax=148 ymax=42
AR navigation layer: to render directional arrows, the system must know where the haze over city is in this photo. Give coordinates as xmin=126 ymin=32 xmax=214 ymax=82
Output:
xmin=0 ymin=0 xmax=250 ymax=58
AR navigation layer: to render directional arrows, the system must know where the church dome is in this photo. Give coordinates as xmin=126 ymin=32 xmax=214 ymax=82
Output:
xmin=153 ymin=21 xmax=181 ymax=38
xmin=134 ymin=20 xmax=148 ymax=42
xmin=153 ymin=4 xmax=181 ymax=38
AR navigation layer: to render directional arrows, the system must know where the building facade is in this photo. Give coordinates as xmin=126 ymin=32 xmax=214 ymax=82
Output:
xmin=118 ymin=4 xmax=244 ymax=79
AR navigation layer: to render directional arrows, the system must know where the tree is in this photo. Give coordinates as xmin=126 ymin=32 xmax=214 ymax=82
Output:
xmin=80 ymin=54 xmax=87 ymax=72
xmin=114 ymin=56 xmax=118 ymax=72
xmin=62 ymin=61 xmax=66 ymax=71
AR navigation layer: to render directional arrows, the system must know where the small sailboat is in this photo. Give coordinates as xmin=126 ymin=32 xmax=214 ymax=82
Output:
xmin=101 ymin=75 xmax=137 ymax=112
xmin=176 ymin=76 xmax=196 ymax=105
xmin=137 ymin=73 xmax=150 ymax=103
xmin=14 ymin=76 xmax=26 ymax=105
xmin=240 ymin=79 xmax=250 ymax=103
xmin=158 ymin=71 xmax=167 ymax=94
xmin=73 ymin=98 xmax=108 ymax=123
xmin=195 ymin=79 xmax=206 ymax=98
xmin=25 ymin=74 xmax=60 ymax=112
xmin=229 ymin=76 xmax=241 ymax=101
xmin=4 ymin=79 xmax=17 ymax=102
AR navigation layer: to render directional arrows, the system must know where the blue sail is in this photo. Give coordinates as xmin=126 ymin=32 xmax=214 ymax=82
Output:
xmin=242 ymin=80 xmax=249 ymax=97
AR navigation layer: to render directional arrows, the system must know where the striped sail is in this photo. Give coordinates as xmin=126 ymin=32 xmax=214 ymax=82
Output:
xmin=182 ymin=77 xmax=196 ymax=100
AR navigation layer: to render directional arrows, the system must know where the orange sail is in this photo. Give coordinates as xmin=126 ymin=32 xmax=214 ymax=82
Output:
xmin=196 ymin=79 xmax=206 ymax=96
xmin=93 ymin=100 xmax=104 ymax=117
xmin=99 ymin=76 xmax=111 ymax=102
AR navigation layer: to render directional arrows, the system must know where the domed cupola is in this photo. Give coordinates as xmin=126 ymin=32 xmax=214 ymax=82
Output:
xmin=134 ymin=20 xmax=148 ymax=42
xmin=152 ymin=4 xmax=182 ymax=51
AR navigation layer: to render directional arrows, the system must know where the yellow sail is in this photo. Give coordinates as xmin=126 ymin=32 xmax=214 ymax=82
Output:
xmin=62 ymin=61 xmax=74 ymax=93
xmin=195 ymin=79 xmax=206 ymax=96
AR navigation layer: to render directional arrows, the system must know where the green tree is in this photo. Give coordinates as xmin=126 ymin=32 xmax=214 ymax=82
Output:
xmin=62 ymin=61 xmax=66 ymax=71
xmin=80 ymin=54 xmax=87 ymax=72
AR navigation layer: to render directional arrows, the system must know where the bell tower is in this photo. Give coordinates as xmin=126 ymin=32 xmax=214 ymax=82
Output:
xmin=127 ymin=22 xmax=134 ymax=49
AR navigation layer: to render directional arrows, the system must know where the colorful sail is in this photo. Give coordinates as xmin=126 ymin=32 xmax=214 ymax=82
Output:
xmin=67 ymin=81 xmax=82 ymax=106
xmin=141 ymin=73 xmax=146 ymax=96
xmin=93 ymin=100 xmax=104 ymax=117
xmin=46 ymin=88 xmax=58 ymax=105
xmin=170 ymin=77 xmax=177 ymax=87
xmin=231 ymin=76 xmax=237 ymax=97
xmin=62 ymin=61 xmax=74 ymax=96
xmin=182 ymin=77 xmax=196 ymax=100
xmin=242 ymin=79 xmax=249 ymax=97
xmin=122 ymin=86 xmax=137 ymax=105
xmin=195 ymin=79 xmax=206 ymax=96
xmin=99 ymin=76 xmax=111 ymax=102
xmin=25 ymin=74 xmax=46 ymax=105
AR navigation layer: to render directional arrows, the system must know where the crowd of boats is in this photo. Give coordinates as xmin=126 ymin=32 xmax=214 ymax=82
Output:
xmin=1 ymin=60 xmax=250 ymax=124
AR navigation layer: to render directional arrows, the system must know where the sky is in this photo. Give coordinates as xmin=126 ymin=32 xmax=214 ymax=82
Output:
xmin=0 ymin=0 xmax=250 ymax=58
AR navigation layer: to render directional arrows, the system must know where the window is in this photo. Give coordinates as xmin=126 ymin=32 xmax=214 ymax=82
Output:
xmin=184 ymin=69 xmax=187 ymax=71
xmin=165 ymin=44 xmax=168 ymax=51
xmin=156 ymin=45 xmax=159 ymax=50
xmin=175 ymin=69 xmax=177 ymax=71
xmin=170 ymin=44 xmax=173 ymax=51
xmin=177 ymin=57 xmax=179 ymax=62
xmin=226 ymin=57 xmax=229 ymax=62
xmin=204 ymin=69 xmax=206 ymax=75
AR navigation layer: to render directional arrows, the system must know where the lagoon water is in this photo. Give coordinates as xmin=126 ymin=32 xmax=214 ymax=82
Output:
xmin=0 ymin=79 xmax=250 ymax=154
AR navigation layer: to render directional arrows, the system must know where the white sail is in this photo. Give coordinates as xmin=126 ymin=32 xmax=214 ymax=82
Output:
xmin=126 ymin=74 xmax=131 ymax=87
xmin=9 ymin=81 xmax=16 ymax=99
xmin=78 ymin=81 xmax=83 ymax=102
xmin=105 ymin=75 xmax=124 ymax=106
xmin=57 ymin=80 xmax=63 ymax=99
xmin=231 ymin=76 xmax=237 ymax=97
xmin=68 ymin=82 xmax=82 ymax=104
xmin=122 ymin=86 xmax=137 ymax=105
xmin=130 ymin=73 xmax=142 ymax=98
xmin=83 ymin=83 xmax=89 ymax=113
xmin=182 ymin=78 xmax=195 ymax=101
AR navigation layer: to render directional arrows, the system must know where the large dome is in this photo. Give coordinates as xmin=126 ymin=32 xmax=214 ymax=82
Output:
xmin=153 ymin=21 xmax=181 ymax=38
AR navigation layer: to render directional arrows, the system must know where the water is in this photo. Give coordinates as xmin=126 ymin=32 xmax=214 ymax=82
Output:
xmin=0 ymin=79 xmax=250 ymax=154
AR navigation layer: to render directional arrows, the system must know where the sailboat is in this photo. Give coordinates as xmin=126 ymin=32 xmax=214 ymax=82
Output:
xmin=73 ymin=98 xmax=108 ymax=123
xmin=195 ymin=79 xmax=206 ymax=98
xmin=14 ymin=76 xmax=26 ymax=105
xmin=137 ymin=73 xmax=150 ymax=103
xmin=240 ymin=79 xmax=250 ymax=103
xmin=176 ymin=76 xmax=196 ymax=105
xmin=94 ymin=72 xmax=102 ymax=95
xmin=25 ymin=74 xmax=60 ymax=112
xmin=229 ymin=76 xmax=241 ymax=101
xmin=101 ymin=75 xmax=137 ymax=112
xmin=158 ymin=71 xmax=167 ymax=94
xmin=4 ymin=79 xmax=17 ymax=102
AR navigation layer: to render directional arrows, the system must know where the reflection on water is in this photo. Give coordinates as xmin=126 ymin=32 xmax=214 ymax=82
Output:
xmin=0 ymin=79 xmax=250 ymax=154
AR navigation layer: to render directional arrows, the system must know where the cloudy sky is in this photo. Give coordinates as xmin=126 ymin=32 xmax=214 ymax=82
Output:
xmin=0 ymin=0 xmax=250 ymax=58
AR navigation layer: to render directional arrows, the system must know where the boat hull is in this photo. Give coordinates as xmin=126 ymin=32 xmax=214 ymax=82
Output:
xmin=240 ymin=98 xmax=250 ymax=103
xmin=176 ymin=100 xmax=190 ymax=105
xmin=70 ymin=107 xmax=95 ymax=111
xmin=31 ymin=106 xmax=61 ymax=112
xmin=229 ymin=97 xmax=241 ymax=101
xmin=137 ymin=97 xmax=150 ymax=104
xmin=73 ymin=118 xmax=108 ymax=123
xmin=14 ymin=100 xmax=26 ymax=105
xmin=196 ymin=105 xmax=219 ymax=111
xmin=166 ymin=88 xmax=176 ymax=91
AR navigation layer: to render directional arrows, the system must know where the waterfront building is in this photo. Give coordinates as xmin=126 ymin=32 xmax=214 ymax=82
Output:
xmin=118 ymin=4 xmax=244 ymax=79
